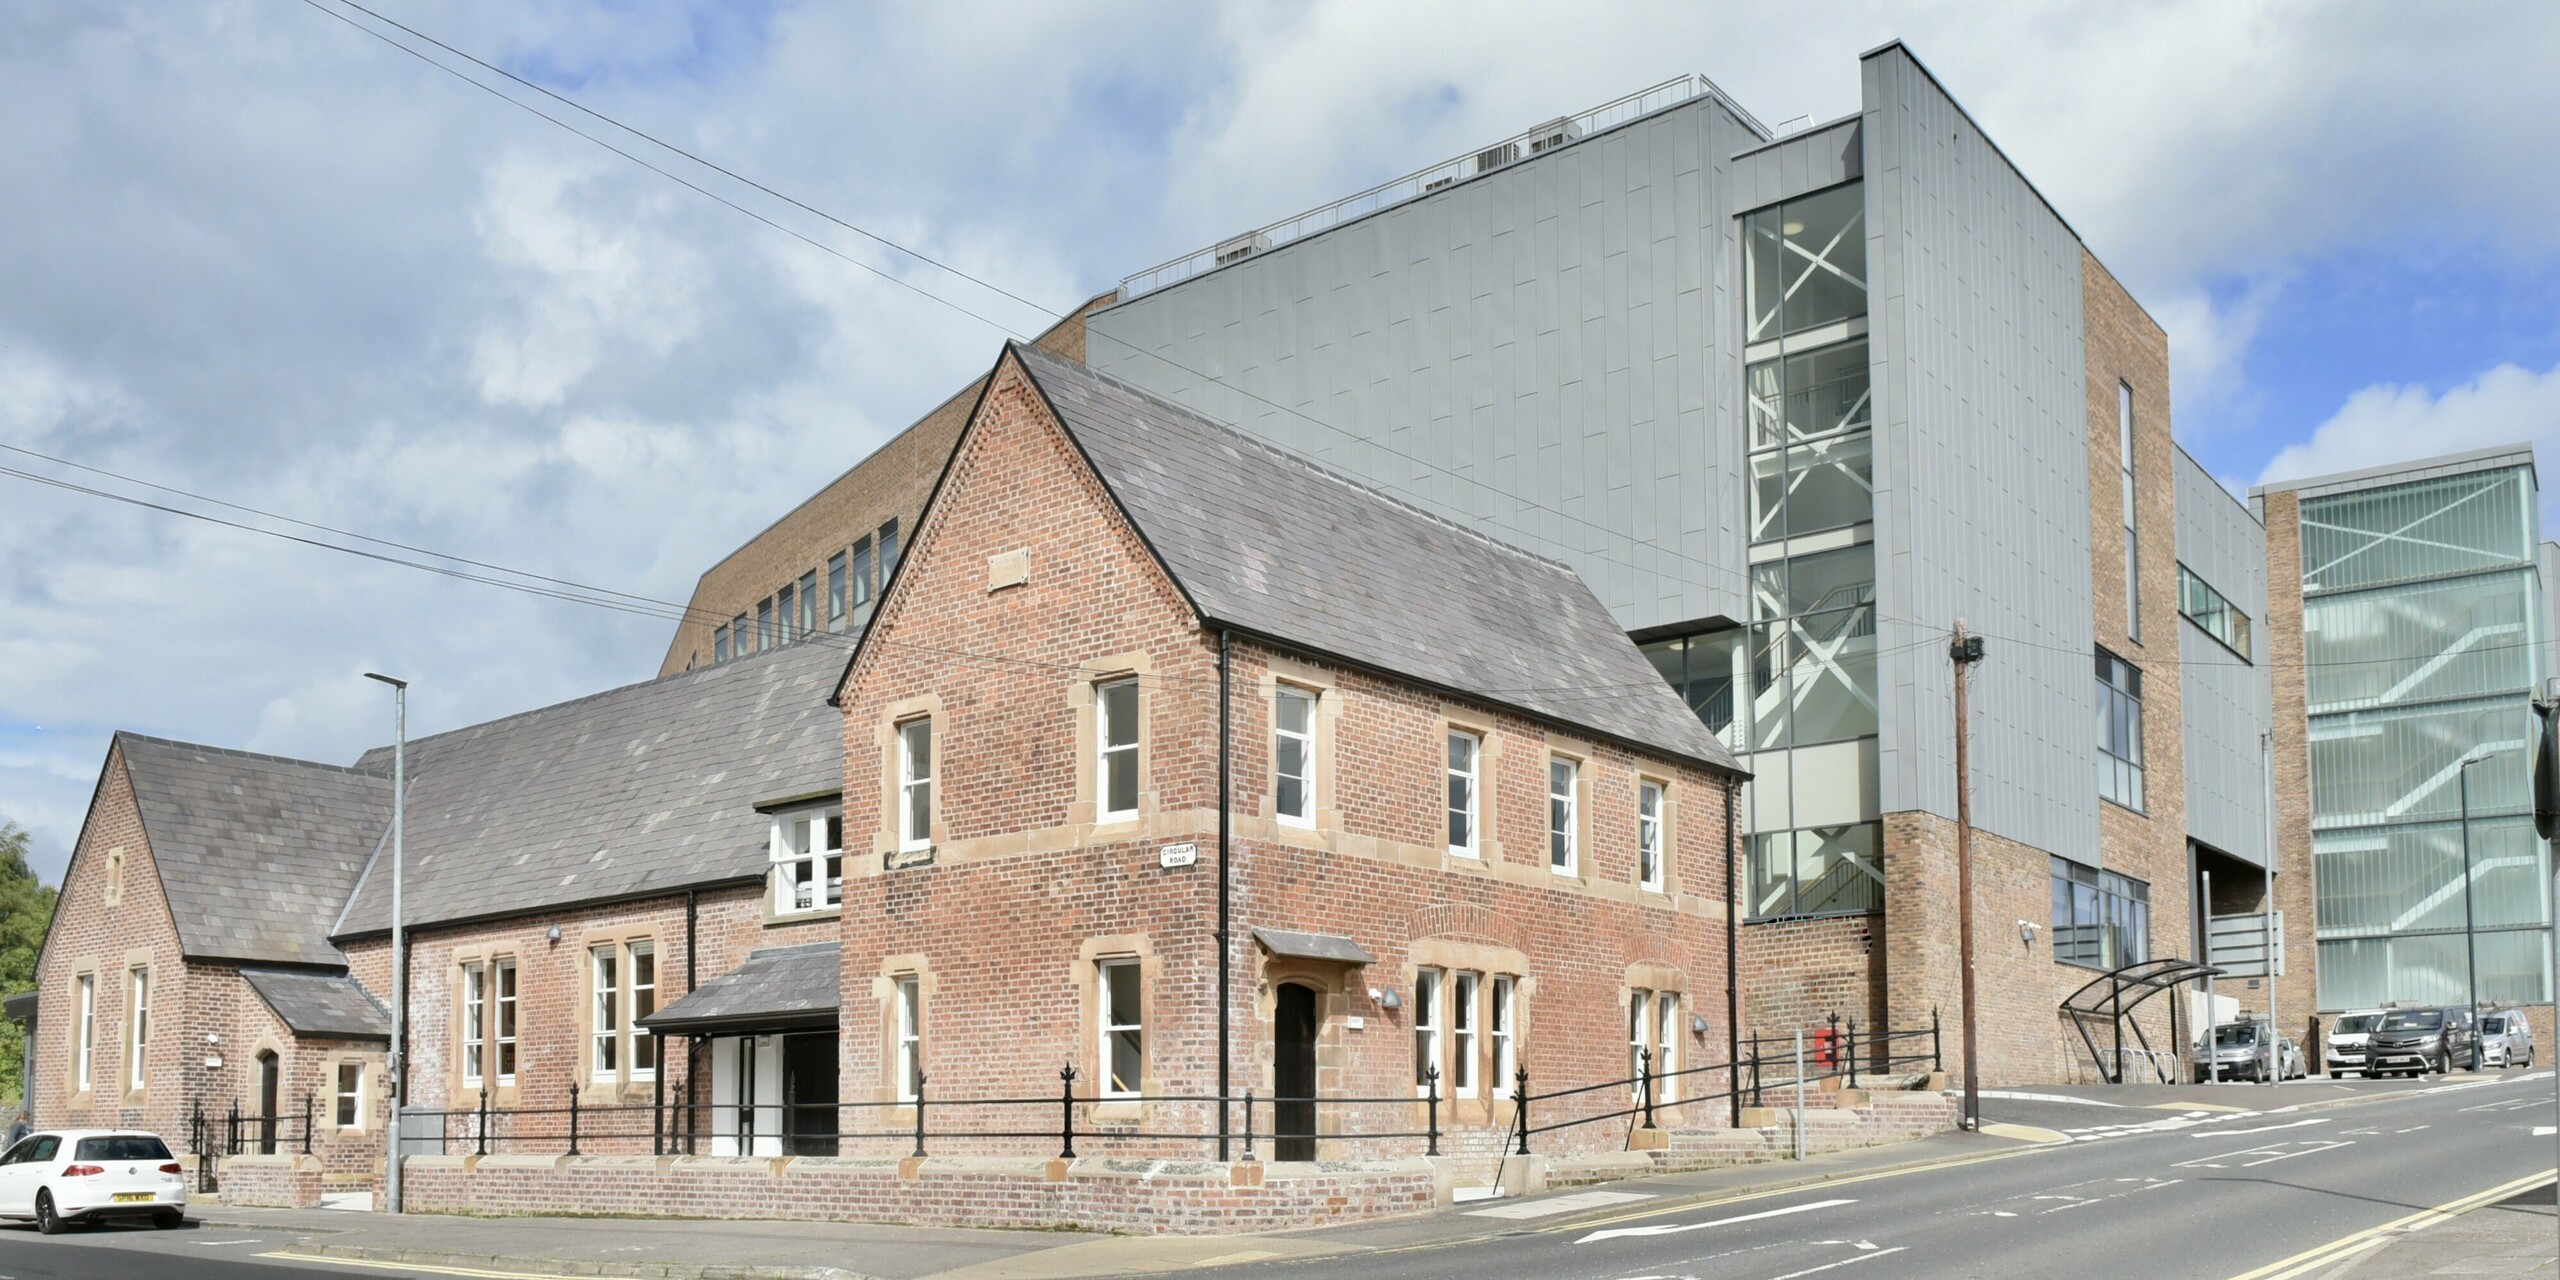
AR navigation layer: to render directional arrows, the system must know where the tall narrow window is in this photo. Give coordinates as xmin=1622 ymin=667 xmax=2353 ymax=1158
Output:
xmin=1413 ymin=968 xmax=1443 ymax=1096
xmin=2119 ymin=381 xmax=2139 ymax=639
xmin=1628 ymin=991 xmax=1650 ymax=1095
xmin=630 ymin=944 xmax=657 ymax=1078
xmin=757 ymin=597 xmax=776 ymax=651
xmin=799 ymin=571 xmax=819 ymax=636
xmin=776 ymin=582 xmax=796 ymax=643
xmin=1451 ymin=972 xmax=1479 ymax=1098
xmin=877 ymin=519 xmax=901 ymax=579
xmin=713 ymin=625 xmax=731 ymax=664
xmin=894 ymin=975 xmax=922 ymax=1102
xmin=1655 ymin=993 xmax=1680 ymax=1102
xmin=1490 ymin=976 xmax=1516 ymax=1097
xmin=2097 ymin=648 xmax=2146 ymax=812
xmin=732 ymin=612 xmax=751 ymax=656
xmin=898 ymin=719 xmax=934 ymax=852
xmin=461 ymin=963 xmax=486 ymax=1089
xmin=851 ymin=535 xmax=876 ymax=626
xmin=591 ymin=946 xmax=620 ymax=1081
xmin=495 ymin=959 xmax=519 ymax=1085
xmin=336 ymin=1062 xmax=363 ymax=1128
xmin=1446 ymin=731 xmax=1480 ymax=857
xmin=1548 ymin=758 xmax=1579 ymax=875
xmin=1638 ymin=780 xmax=1665 ymax=891
xmin=1099 ymin=959 xmax=1143 ymax=1097
xmin=1274 ymin=687 xmax=1314 ymax=826
xmin=1097 ymin=678 xmax=1140 ymax=820
xmin=827 ymin=552 xmax=849 ymax=631
xmin=127 ymin=968 xmax=149 ymax=1091
xmin=74 ymin=974 xmax=92 ymax=1092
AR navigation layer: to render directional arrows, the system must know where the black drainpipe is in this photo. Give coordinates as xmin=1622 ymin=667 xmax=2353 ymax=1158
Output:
xmin=684 ymin=889 xmax=699 ymax=993
xmin=685 ymin=888 xmax=699 ymax=1153
xmin=1724 ymin=776 xmax=1741 ymax=1131
xmin=1216 ymin=628 xmax=1234 ymax=1162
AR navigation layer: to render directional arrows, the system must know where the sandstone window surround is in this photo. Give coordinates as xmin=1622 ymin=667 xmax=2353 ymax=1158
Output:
xmin=898 ymin=718 xmax=933 ymax=854
xmin=1098 ymin=958 xmax=1143 ymax=1098
xmin=334 ymin=1059 xmax=364 ymax=1129
xmin=1446 ymin=730 xmax=1481 ymax=858
xmin=456 ymin=954 xmax=522 ymax=1092
xmin=1273 ymin=686 xmax=1316 ymax=828
xmin=1637 ymin=779 xmax=1667 ymax=893
xmin=103 ymin=846 xmax=123 ymax=908
xmin=1627 ymin=986 xmax=1681 ymax=1103
xmin=1096 ymin=676 xmax=1141 ymax=823
xmin=770 ymin=804 xmax=845 ymax=915
xmin=893 ymin=973 xmax=923 ymax=1103
xmin=72 ymin=970 xmax=94 ymax=1096
xmin=125 ymin=965 xmax=149 ymax=1096
xmin=1548 ymin=755 xmax=1582 ymax=877
xmin=1411 ymin=962 xmax=1519 ymax=1103
xmin=585 ymin=937 xmax=659 ymax=1087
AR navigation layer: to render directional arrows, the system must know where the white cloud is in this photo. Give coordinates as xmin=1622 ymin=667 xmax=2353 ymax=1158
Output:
xmin=2259 ymin=362 xmax=2560 ymax=498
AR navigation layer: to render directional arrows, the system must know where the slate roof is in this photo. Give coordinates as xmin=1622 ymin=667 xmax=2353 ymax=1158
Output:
xmin=640 ymin=941 xmax=840 ymax=1035
xmin=116 ymin=734 xmax=389 ymax=967
xmin=334 ymin=639 xmax=846 ymax=940
xmin=241 ymin=967 xmax=392 ymax=1041
xmin=1007 ymin=344 xmax=1741 ymax=772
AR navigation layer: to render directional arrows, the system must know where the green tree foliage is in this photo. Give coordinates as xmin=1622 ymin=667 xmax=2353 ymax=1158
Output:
xmin=0 ymin=824 xmax=58 ymax=1109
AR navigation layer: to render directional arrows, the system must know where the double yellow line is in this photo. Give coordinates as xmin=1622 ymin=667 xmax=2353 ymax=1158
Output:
xmin=2225 ymin=1168 xmax=2557 ymax=1280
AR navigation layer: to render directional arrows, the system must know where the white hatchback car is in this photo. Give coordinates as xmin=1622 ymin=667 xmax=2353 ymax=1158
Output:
xmin=0 ymin=1130 xmax=186 ymax=1233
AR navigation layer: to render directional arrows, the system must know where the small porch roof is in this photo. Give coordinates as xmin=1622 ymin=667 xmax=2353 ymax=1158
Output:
xmin=241 ymin=968 xmax=392 ymax=1042
xmin=1252 ymin=927 xmax=1374 ymax=966
xmin=640 ymin=941 xmax=840 ymax=1037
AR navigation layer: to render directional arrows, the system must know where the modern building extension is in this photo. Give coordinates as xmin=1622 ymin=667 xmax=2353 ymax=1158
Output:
xmin=1077 ymin=42 xmax=2285 ymax=1081
xmin=2257 ymin=446 xmax=2559 ymax=1017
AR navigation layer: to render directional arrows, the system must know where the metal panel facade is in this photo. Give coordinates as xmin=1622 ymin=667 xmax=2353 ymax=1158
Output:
xmin=2174 ymin=447 xmax=2271 ymax=863
xmin=1858 ymin=47 xmax=2095 ymax=853
xmin=1085 ymin=95 xmax=1768 ymax=632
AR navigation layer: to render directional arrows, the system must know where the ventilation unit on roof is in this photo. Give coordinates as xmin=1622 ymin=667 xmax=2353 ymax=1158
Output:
xmin=1474 ymin=141 xmax=1520 ymax=173
xmin=1214 ymin=232 xmax=1272 ymax=266
xmin=1526 ymin=116 xmax=1584 ymax=154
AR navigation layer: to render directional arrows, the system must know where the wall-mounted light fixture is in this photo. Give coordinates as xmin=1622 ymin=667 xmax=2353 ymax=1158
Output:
xmin=546 ymin=924 xmax=563 ymax=944
xmin=1378 ymin=989 xmax=1402 ymax=1010
xmin=1690 ymin=1014 xmax=1709 ymax=1036
xmin=2018 ymin=920 xmax=2039 ymax=947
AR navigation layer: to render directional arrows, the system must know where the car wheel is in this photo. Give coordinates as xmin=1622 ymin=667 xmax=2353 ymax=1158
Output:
xmin=153 ymin=1211 xmax=183 ymax=1230
xmin=35 ymin=1190 xmax=65 ymax=1236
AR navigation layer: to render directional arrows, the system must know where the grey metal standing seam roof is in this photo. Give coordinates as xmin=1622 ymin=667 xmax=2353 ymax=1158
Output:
xmin=116 ymin=734 xmax=390 ymax=967
xmin=639 ymin=941 xmax=840 ymax=1035
xmin=1006 ymin=344 xmax=1741 ymax=772
xmin=333 ymin=639 xmax=847 ymax=940
xmin=240 ymin=967 xmax=392 ymax=1041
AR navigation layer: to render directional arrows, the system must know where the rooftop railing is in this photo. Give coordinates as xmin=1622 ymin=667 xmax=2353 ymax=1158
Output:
xmin=1119 ymin=74 xmax=1769 ymax=299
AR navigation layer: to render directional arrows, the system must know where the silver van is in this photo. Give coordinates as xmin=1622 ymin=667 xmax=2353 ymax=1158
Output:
xmin=2479 ymin=1010 xmax=2535 ymax=1068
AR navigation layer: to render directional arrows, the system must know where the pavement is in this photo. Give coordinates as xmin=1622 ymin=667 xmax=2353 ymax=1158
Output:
xmin=0 ymin=1068 xmax=2550 ymax=1278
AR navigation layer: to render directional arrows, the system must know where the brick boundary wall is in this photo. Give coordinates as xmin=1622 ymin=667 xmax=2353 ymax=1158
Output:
xmin=213 ymin=1153 xmax=324 ymax=1209
xmin=379 ymin=1091 xmax=1957 ymax=1233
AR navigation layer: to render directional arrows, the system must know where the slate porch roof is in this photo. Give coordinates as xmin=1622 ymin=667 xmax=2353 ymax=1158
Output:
xmin=1004 ymin=344 xmax=1740 ymax=773
xmin=639 ymin=941 xmax=840 ymax=1036
xmin=333 ymin=639 xmax=845 ymax=940
xmin=241 ymin=967 xmax=392 ymax=1041
xmin=115 ymin=734 xmax=389 ymax=967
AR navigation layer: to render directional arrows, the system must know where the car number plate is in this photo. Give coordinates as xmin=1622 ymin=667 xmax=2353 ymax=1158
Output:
xmin=113 ymin=1192 xmax=154 ymax=1202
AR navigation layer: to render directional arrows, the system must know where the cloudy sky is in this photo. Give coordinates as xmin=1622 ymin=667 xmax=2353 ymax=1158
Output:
xmin=3 ymin=1 xmax=2556 ymax=881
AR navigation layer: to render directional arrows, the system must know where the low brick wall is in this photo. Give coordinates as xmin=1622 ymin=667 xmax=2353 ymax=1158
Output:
xmin=1549 ymin=1091 xmax=1960 ymax=1188
xmin=400 ymin=1153 xmax=1440 ymax=1235
xmin=216 ymin=1154 xmax=325 ymax=1208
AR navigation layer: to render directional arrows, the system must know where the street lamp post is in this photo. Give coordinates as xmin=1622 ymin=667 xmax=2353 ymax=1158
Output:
xmin=2458 ymin=750 xmax=2491 ymax=1070
xmin=365 ymin=672 xmax=407 ymax=1213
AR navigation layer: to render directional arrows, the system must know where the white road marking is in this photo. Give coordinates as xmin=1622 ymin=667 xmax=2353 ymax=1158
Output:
xmin=2536 ymin=1126 xmax=2556 ymax=1136
xmin=1978 ymin=1090 xmax=2124 ymax=1107
xmin=2201 ymin=1118 xmax=2328 ymax=1137
xmin=1577 ymin=1198 xmax=1857 ymax=1245
xmin=1764 ymin=1247 xmax=1909 ymax=1278
xmin=2396 ymin=1124 xmax=2431 ymax=1133
xmin=1469 ymin=1190 xmax=1655 ymax=1219
xmin=2177 ymin=1140 xmax=2354 ymax=1169
xmin=194 ymin=1238 xmax=266 ymax=1246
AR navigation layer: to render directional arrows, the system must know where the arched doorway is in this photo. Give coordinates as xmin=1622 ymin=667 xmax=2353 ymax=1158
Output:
xmin=1273 ymin=983 xmax=1319 ymax=1161
xmin=254 ymin=1051 xmax=280 ymax=1154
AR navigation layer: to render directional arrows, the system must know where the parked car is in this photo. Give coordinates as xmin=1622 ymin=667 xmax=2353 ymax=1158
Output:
xmin=0 ymin=1130 xmax=185 ymax=1233
xmin=2196 ymin=1020 xmax=2289 ymax=1082
xmin=2365 ymin=1007 xmax=2473 ymax=1076
xmin=2277 ymin=1036 xmax=2309 ymax=1080
xmin=2327 ymin=1009 xmax=2386 ymax=1078
xmin=2480 ymin=1010 xmax=2536 ymax=1068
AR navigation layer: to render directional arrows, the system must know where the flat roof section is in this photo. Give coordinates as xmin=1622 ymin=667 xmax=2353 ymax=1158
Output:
xmin=2251 ymin=442 xmax=2538 ymax=502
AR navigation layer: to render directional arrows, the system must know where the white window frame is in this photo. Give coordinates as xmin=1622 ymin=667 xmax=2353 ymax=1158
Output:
xmin=460 ymin=962 xmax=486 ymax=1090
xmin=1451 ymin=971 xmax=1479 ymax=1098
xmin=630 ymin=943 xmax=657 ymax=1081
xmin=1413 ymin=967 xmax=1443 ymax=1098
xmin=74 ymin=973 xmax=93 ymax=1093
xmin=1655 ymin=993 xmax=1680 ymax=1103
xmin=1098 ymin=958 xmax=1143 ymax=1098
xmin=1490 ymin=976 xmax=1517 ymax=1097
xmin=1548 ymin=757 xmax=1579 ymax=875
xmin=591 ymin=945 xmax=620 ymax=1083
xmin=1096 ymin=677 xmax=1140 ymax=822
xmin=1446 ymin=731 xmax=1480 ymax=858
xmin=127 ymin=967 xmax=148 ymax=1092
xmin=495 ymin=958 xmax=519 ymax=1087
xmin=1628 ymin=990 xmax=1651 ymax=1098
xmin=898 ymin=719 xmax=933 ymax=853
xmin=894 ymin=975 xmax=922 ymax=1103
xmin=1273 ymin=686 xmax=1315 ymax=827
xmin=1638 ymin=780 xmax=1665 ymax=891
xmin=770 ymin=805 xmax=845 ymax=914
xmin=336 ymin=1061 xmax=364 ymax=1129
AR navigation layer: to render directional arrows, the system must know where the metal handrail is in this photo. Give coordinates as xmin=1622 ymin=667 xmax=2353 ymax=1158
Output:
xmin=1119 ymin=74 xmax=1764 ymax=299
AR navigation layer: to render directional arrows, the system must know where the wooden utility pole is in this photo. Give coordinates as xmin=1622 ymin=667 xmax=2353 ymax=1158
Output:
xmin=1950 ymin=622 xmax=1986 ymax=1132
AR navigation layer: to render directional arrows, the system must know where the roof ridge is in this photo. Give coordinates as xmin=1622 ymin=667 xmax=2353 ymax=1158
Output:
xmin=1007 ymin=344 xmax=1591 ymax=582
xmin=367 ymin=635 xmax=841 ymax=764
xmin=116 ymin=731 xmax=388 ymax=779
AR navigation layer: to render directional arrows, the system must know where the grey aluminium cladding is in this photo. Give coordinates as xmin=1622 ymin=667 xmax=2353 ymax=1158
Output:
xmin=2174 ymin=446 xmax=2271 ymax=865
